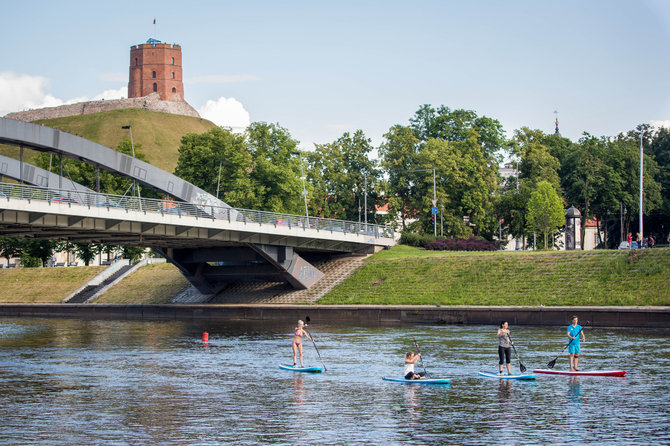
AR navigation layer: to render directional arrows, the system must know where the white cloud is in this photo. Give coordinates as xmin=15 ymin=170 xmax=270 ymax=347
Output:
xmin=92 ymin=87 xmax=127 ymax=101
xmin=187 ymin=74 xmax=260 ymax=84
xmin=0 ymin=71 xmax=126 ymax=116
xmin=0 ymin=72 xmax=57 ymax=114
xmin=651 ymin=120 xmax=670 ymax=130
xmin=198 ymin=96 xmax=251 ymax=130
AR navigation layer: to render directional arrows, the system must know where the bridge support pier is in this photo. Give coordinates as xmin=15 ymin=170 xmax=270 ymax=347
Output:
xmin=154 ymin=244 xmax=324 ymax=295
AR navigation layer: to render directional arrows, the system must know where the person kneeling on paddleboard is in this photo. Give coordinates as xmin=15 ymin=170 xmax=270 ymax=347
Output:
xmin=404 ymin=352 xmax=426 ymax=380
xmin=567 ymin=315 xmax=586 ymax=371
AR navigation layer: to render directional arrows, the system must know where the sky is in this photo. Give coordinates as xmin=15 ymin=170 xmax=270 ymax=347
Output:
xmin=2 ymin=0 xmax=670 ymax=151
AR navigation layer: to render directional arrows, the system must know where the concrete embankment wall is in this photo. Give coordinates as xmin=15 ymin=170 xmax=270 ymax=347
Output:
xmin=0 ymin=304 xmax=668 ymax=328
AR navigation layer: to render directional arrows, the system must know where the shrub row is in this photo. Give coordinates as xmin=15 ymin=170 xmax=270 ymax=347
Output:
xmin=424 ymin=237 xmax=498 ymax=251
xmin=399 ymin=232 xmax=437 ymax=247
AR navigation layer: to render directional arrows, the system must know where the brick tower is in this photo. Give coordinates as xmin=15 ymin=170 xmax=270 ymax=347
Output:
xmin=128 ymin=38 xmax=184 ymax=102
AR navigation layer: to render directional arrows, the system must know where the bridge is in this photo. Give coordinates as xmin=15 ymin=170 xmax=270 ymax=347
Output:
xmin=0 ymin=117 xmax=395 ymax=295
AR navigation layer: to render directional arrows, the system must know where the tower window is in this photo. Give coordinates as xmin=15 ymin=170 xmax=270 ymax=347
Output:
xmin=135 ymin=57 xmax=138 ymax=66
xmin=172 ymin=87 xmax=176 ymax=93
xmin=152 ymin=71 xmax=156 ymax=78
xmin=171 ymin=57 xmax=175 ymax=65
xmin=153 ymin=83 xmax=157 ymax=92
xmin=171 ymin=72 xmax=175 ymax=79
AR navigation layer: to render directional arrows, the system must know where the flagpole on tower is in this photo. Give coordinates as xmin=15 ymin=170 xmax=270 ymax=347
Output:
xmin=153 ymin=18 xmax=156 ymax=39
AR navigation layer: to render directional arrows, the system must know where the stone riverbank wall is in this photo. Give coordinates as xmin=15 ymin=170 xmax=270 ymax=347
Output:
xmin=4 ymin=93 xmax=200 ymax=122
xmin=0 ymin=305 xmax=668 ymax=328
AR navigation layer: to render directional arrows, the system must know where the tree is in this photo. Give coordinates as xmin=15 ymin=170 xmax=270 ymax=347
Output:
xmin=308 ymin=130 xmax=381 ymax=222
xmin=22 ymin=239 xmax=56 ymax=267
xmin=72 ymin=243 xmax=102 ymax=266
xmin=122 ymin=246 xmax=145 ymax=264
xmin=174 ymin=127 xmax=252 ymax=207
xmin=648 ymin=126 xmax=670 ymax=241
xmin=409 ymin=104 xmax=505 ymax=158
xmin=0 ymin=237 xmax=23 ymax=265
xmin=246 ymin=122 xmax=305 ymax=214
xmin=382 ymin=105 xmax=503 ymax=237
xmin=497 ymin=128 xmax=562 ymax=248
xmin=379 ymin=125 xmax=422 ymax=230
xmin=526 ymin=181 xmax=565 ymax=249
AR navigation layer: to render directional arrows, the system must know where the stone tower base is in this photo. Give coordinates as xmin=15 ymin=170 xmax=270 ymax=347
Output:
xmin=4 ymin=93 xmax=200 ymax=122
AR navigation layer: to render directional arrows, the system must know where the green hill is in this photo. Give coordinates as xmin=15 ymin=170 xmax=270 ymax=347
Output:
xmin=1 ymin=108 xmax=217 ymax=173
xmin=317 ymin=246 xmax=670 ymax=306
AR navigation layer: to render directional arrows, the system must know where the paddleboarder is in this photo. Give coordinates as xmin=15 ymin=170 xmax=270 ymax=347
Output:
xmin=404 ymin=352 xmax=426 ymax=380
xmin=497 ymin=321 xmax=513 ymax=375
xmin=292 ymin=320 xmax=314 ymax=367
xmin=567 ymin=315 xmax=586 ymax=371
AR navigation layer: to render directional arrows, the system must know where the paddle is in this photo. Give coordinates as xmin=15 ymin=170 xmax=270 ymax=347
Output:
xmin=547 ymin=326 xmax=583 ymax=369
xmin=304 ymin=316 xmax=326 ymax=371
xmin=412 ymin=337 xmax=430 ymax=378
xmin=507 ymin=333 xmax=527 ymax=373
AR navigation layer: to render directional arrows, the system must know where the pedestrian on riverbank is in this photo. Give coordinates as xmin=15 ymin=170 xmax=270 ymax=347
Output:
xmin=292 ymin=320 xmax=314 ymax=367
xmin=497 ymin=321 xmax=513 ymax=375
xmin=404 ymin=352 xmax=426 ymax=380
xmin=567 ymin=315 xmax=586 ymax=371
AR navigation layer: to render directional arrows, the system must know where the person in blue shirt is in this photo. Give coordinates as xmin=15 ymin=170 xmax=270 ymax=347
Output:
xmin=567 ymin=315 xmax=586 ymax=371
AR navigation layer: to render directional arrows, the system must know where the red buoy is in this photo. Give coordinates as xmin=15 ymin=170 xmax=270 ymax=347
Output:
xmin=203 ymin=332 xmax=209 ymax=342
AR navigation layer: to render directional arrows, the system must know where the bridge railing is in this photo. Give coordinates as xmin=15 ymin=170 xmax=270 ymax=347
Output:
xmin=0 ymin=182 xmax=395 ymax=240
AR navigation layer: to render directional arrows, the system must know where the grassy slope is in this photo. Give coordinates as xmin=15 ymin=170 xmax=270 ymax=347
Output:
xmin=0 ymin=266 xmax=105 ymax=303
xmin=1 ymin=108 xmax=216 ymax=173
xmin=95 ymin=262 xmax=189 ymax=304
xmin=317 ymin=246 xmax=670 ymax=306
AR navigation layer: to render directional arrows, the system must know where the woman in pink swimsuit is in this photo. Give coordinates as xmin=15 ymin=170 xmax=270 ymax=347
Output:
xmin=292 ymin=320 xmax=314 ymax=367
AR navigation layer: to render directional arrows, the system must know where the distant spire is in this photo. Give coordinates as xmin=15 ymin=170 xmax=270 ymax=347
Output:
xmin=554 ymin=110 xmax=560 ymax=136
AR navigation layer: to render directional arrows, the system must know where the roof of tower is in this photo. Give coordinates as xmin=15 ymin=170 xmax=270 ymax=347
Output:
xmin=146 ymin=38 xmax=163 ymax=45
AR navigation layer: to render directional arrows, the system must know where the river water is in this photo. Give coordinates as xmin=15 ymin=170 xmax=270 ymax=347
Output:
xmin=0 ymin=317 xmax=668 ymax=445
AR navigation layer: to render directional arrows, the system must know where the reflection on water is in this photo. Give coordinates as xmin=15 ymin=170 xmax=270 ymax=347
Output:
xmin=568 ymin=376 xmax=583 ymax=442
xmin=0 ymin=318 xmax=668 ymax=445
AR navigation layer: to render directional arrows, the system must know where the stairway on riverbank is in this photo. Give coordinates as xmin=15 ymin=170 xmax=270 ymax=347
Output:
xmin=66 ymin=263 xmax=134 ymax=303
xmin=172 ymin=254 xmax=369 ymax=304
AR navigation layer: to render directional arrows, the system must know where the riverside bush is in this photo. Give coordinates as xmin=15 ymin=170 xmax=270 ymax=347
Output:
xmin=424 ymin=237 xmax=497 ymax=251
xmin=399 ymin=232 xmax=437 ymax=247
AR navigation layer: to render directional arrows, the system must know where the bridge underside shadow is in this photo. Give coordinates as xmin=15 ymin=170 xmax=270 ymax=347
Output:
xmin=154 ymin=244 xmax=325 ymax=294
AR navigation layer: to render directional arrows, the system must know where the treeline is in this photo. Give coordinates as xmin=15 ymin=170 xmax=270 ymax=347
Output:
xmin=173 ymin=105 xmax=669 ymax=249
xmin=2 ymin=103 xmax=668 ymax=265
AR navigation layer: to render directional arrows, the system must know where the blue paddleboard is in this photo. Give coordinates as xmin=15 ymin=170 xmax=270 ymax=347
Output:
xmin=478 ymin=371 xmax=536 ymax=380
xmin=279 ymin=364 xmax=323 ymax=373
xmin=382 ymin=377 xmax=451 ymax=384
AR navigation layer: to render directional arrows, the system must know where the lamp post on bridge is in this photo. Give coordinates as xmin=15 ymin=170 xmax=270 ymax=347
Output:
xmin=121 ymin=125 xmax=141 ymax=206
xmin=291 ymin=151 xmax=309 ymax=220
xmin=216 ymin=158 xmax=230 ymax=200
xmin=409 ymin=168 xmax=437 ymax=237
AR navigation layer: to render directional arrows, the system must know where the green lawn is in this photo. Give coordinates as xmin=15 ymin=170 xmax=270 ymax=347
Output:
xmin=0 ymin=266 xmax=105 ymax=303
xmin=1 ymin=108 xmax=216 ymax=173
xmin=318 ymin=246 xmax=670 ymax=306
xmin=94 ymin=262 xmax=189 ymax=304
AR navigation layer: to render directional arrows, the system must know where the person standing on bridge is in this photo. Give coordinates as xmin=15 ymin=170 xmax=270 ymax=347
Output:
xmin=292 ymin=320 xmax=314 ymax=367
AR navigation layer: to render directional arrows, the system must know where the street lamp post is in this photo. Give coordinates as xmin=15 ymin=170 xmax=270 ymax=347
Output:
xmin=364 ymin=173 xmax=368 ymax=227
xmin=410 ymin=168 xmax=437 ymax=237
xmin=121 ymin=125 xmax=141 ymax=209
xmin=291 ymin=151 xmax=309 ymax=220
xmin=216 ymin=158 xmax=230 ymax=200
xmin=639 ymin=131 xmax=644 ymax=245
